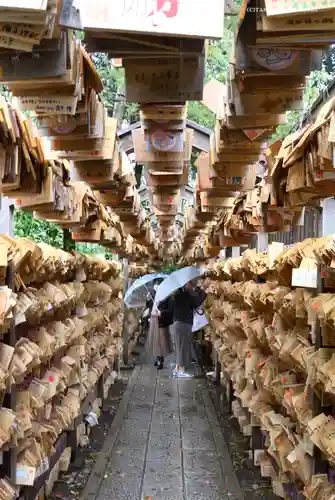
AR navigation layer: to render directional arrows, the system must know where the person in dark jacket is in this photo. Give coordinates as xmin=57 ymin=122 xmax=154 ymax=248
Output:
xmin=172 ymin=282 xmax=206 ymax=378
xmin=154 ymin=296 xmax=174 ymax=369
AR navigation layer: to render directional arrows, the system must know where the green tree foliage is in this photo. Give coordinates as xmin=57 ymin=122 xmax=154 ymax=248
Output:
xmin=14 ymin=210 xmax=64 ymax=247
xmin=187 ymin=102 xmax=215 ymax=129
xmin=271 ymin=47 xmax=335 ymax=141
xmin=0 ymin=85 xmax=10 ymax=100
xmin=14 ymin=209 xmax=117 ymax=258
xmin=186 ymin=37 xmax=231 ymax=128
xmin=92 ymin=53 xmax=140 ymax=123
xmin=188 ymin=151 xmax=199 ymax=186
xmin=323 ymin=45 xmax=335 ymax=76
xmin=92 ymin=53 xmax=119 ymax=115
xmin=206 ymin=38 xmax=231 ymax=83
xmin=304 ymin=67 xmax=334 ymax=107
xmin=74 ymin=242 xmax=99 ymax=255
xmin=160 ymin=263 xmax=180 ymax=273
xmin=75 ymin=242 xmax=112 ymax=257
xmin=185 ymin=13 xmax=238 ymax=128
xmin=272 ymin=64 xmax=335 ymax=141
xmin=271 ymin=110 xmax=301 ymax=142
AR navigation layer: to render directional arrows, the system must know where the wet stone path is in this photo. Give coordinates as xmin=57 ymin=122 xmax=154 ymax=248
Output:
xmin=83 ymin=363 xmax=245 ymax=500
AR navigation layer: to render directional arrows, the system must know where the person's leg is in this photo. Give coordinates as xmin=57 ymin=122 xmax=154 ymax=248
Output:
xmin=170 ymin=325 xmax=176 ymax=351
xmin=156 ymin=326 xmax=170 ymax=369
xmin=151 ymin=315 xmax=162 ymax=368
xmin=183 ymin=322 xmax=192 ymax=369
xmin=156 ymin=328 xmax=165 ymax=369
xmin=169 ymin=325 xmax=177 ymax=368
xmin=155 ymin=330 xmax=162 ymax=368
xmin=186 ymin=330 xmax=192 ymax=369
xmin=174 ymin=322 xmax=183 ymax=373
xmin=190 ymin=330 xmax=197 ymax=364
xmin=176 ymin=323 xmax=193 ymax=378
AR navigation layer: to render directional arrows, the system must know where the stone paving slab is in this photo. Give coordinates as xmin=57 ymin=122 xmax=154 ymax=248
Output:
xmin=83 ymin=363 xmax=245 ymax=500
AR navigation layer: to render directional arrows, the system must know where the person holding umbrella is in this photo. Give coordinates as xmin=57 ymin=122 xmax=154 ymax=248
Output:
xmin=123 ymin=273 xmax=167 ymax=336
xmin=172 ymin=281 xmax=207 ymax=378
xmin=124 ymin=273 xmax=167 ymax=309
xmin=152 ymin=266 xmax=208 ymax=377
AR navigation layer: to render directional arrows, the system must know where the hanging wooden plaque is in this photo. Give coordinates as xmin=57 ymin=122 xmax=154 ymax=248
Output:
xmin=124 ymin=56 xmax=204 ymax=103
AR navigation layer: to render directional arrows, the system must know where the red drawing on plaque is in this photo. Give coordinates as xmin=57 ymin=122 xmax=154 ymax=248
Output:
xmin=148 ymin=0 xmax=179 ymax=26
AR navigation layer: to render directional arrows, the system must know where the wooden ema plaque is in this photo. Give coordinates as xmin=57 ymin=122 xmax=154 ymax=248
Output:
xmin=200 ymin=194 xmax=235 ymax=208
xmin=37 ymin=100 xmax=105 ymax=140
xmin=70 ymin=162 xmax=117 ymax=188
xmin=132 ymin=129 xmax=192 ymax=162
xmin=211 ymin=163 xmax=251 ymax=179
xmin=224 ymin=113 xmax=287 ymax=129
xmin=80 ymin=0 xmax=224 ymax=39
xmin=235 ymin=43 xmax=323 ymax=76
xmin=141 ymin=119 xmax=186 ymax=131
xmin=153 ymin=204 xmax=178 ymax=215
xmin=35 ymin=113 xmax=89 ymax=138
xmin=140 ymin=104 xmax=187 ymax=122
xmin=231 ymin=79 xmax=304 ymax=114
xmin=85 ymin=34 xmax=205 ymax=59
xmin=94 ymin=186 xmax=127 ymax=206
xmin=264 ymin=0 xmax=335 ymax=17
xmin=147 ymin=162 xmax=183 ymax=174
xmin=72 ymin=221 xmax=103 ymax=242
xmin=216 ymin=150 xmax=260 ymax=162
xmin=216 ymin=123 xmax=271 ymax=146
xmin=238 ymin=91 xmax=304 ymax=114
xmin=238 ymin=75 xmax=305 ymax=93
xmin=152 ymin=191 xmax=180 ymax=209
xmin=218 ymin=231 xmax=252 ymax=247
xmin=0 ymin=1 xmax=47 ymax=10
xmin=145 ymin=130 xmax=184 ymax=153
xmin=59 ymin=0 xmax=83 ymax=30
xmin=124 ymin=56 xmax=205 ymax=103
xmin=260 ymin=10 xmax=335 ymax=32
xmin=0 ymin=34 xmax=67 ymax=82
xmin=156 ymin=215 xmax=175 ymax=227
xmin=147 ymin=172 xmax=184 ymax=187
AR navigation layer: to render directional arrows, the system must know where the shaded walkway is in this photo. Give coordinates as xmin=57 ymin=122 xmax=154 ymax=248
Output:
xmin=83 ymin=364 xmax=245 ymax=500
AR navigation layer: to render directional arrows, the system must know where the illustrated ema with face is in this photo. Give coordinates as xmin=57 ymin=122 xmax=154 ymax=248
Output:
xmin=253 ymin=48 xmax=297 ymax=71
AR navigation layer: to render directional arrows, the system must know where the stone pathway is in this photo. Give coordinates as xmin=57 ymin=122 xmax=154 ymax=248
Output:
xmin=82 ymin=363 xmax=245 ymax=500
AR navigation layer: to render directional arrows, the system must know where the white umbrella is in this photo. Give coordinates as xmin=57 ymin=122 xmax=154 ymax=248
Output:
xmin=124 ymin=273 xmax=167 ymax=308
xmin=192 ymin=310 xmax=209 ymax=332
xmin=154 ymin=266 xmax=208 ymax=307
